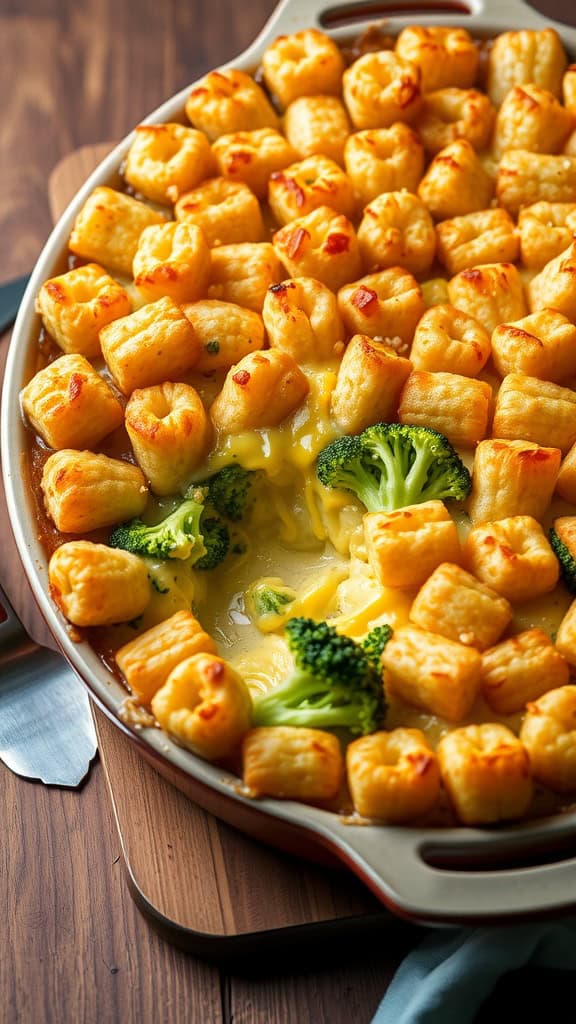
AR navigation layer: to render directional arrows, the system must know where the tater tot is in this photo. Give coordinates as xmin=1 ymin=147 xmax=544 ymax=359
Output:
xmin=409 ymin=562 xmax=511 ymax=651
xmin=399 ymin=370 xmax=491 ymax=448
xmin=520 ymin=687 xmax=576 ymax=793
xmin=396 ymin=26 xmax=479 ymax=92
xmin=132 ymin=221 xmax=211 ymax=305
xmin=410 ymin=304 xmax=490 ymax=377
xmin=493 ymin=84 xmax=572 ymax=158
xmin=338 ymin=268 xmax=424 ymax=349
xmin=347 ymin=729 xmax=440 ymax=822
xmin=242 ymin=726 xmax=344 ymax=800
xmin=330 ymin=334 xmax=412 ymax=434
xmin=69 ymin=186 xmax=165 ymax=278
xmin=416 ymin=88 xmax=495 ymax=155
xmin=262 ymin=277 xmax=344 ymax=363
xmin=49 ymin=541 xmax=150 ymax=627
xmin=563 ymin=64 xmax=576 ymax=114
xmin=357 ymin=191 xmax=436 ymax=277
xmin=438 ymin=725 xmax=532 ymax=825
xmin=283 ymin=95 xmax=351 ymax=166
xmin=382 ymin=625 xmax=481 ymax=723
xmin=262 ymin=29 xmax=345 ymax=110
xmin=344 ymin=124 xmax=425 ymax=206
xmin=436 ymin=209 xmax=518 ymax=277
xmin=273 ymin=206 xmax=361 ymax=292
xmin=152 ymin=653 xmax=252 ymax=761
xmin=491 ymin=310 xmax=576 ymax=384
xmin=175 ymin=177 xmax=264 ymax=247
xmin=448 ymin=263 xmax=526 ymax=336
xmin=99 ymin=296 xmax=202 ymax=396
xmin=21 ymin=353 xmax=124 ymax=451
xmin=493 ymin=374 xmax=576 ymax=454
xmin=124 ymin=123 xmax=214 ymax=204
xmin=342 ymin=51 xmax=422 ymax=130
xmin=364 ymin=502 xmax=462 ymax=590
xmin=210 ymin=349 xmax=309 ymax=433
xmin=35 ymin=264 xmax=131 ymax=359
xmin=418 ymin=140 xmax=494 ymax=220
xmin=555 ymin=600 xmax=576 ymax=667
xmin=497 ymin=151 xmax=576 ymax=215
xmin=41 ymin=449 xmax=148 ymax=533
xmin=468 ymin=441 xmax=561 ymax=525
xmin=268 ymin=155 xmax=356 ymax=225
xmin=185 ymin=68 xmax=279 ymax=140
xmin=481 ymin=630 xmax=569 ymax=715
xmin=125 ymin=382 xmax=211 ymax=496
xmin=518 ymin=202 xmax=576 ymax=271
xmin=116 ymin=610 xmax=218 ymax=706
xmin=208 ymin=242 xmax=283 ymax=312
xmin=212 ymin=128 xmax=296 ymax=198
xmin=528 ymin=242 xmax=576 ymax=322
xmin=556 ymin=443 xmax=576 ymax=504
xmin=487 ymin=28 xmax=567 ymax=107
xmin=465 ymin=516 xmax=560 ymax=604
xmin=181 ymin=299 xmax=265 ymax=372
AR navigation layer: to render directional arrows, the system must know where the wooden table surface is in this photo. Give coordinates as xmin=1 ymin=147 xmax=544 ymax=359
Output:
xmin=2 ymin=2 xmax=576 ymax=1021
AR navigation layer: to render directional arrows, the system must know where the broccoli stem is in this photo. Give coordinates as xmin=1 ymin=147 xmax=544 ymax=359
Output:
xmin=252 ymin=669 xmax=370 ymax=730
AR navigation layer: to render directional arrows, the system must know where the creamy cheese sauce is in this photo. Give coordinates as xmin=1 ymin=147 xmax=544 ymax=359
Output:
xmin=102 ymin=362 xmax=574 ymax=763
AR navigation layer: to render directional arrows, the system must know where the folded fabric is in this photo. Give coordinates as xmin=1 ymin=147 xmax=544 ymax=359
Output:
xmin=0 ymin=273 xmax=30 ymax=334
xmin=371 ymin=919 xmax=576 ymax=1024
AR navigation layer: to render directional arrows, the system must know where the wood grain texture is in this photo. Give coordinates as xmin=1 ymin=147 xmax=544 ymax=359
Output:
xmin=2 ymin=2 xmax=576 ymax=1021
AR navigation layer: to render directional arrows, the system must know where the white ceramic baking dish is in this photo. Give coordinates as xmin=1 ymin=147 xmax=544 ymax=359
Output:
xmin=4 ymin=0 xmax=576 ymax=926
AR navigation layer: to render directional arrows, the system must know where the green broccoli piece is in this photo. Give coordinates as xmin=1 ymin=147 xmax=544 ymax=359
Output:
xmin=246 ymin=578 xmax=297 ymax=632
xmin=316 ymin=423 xmax=471 ymax=513
xmin=195 ymin=517 xmax=230 ymax=570
xmin=203 ymin=464 xmax=255 ymax=521
xmin=109 ymin=498 xmax=206 ymax=561
xmin=316 ymin=434 xmax=384 ymax=511
xmin=549 ymin=528 xmax=576 ymax=592
xmin=109 ymin=496 xmax=230 ymax=570
xmin=249 ymin=581 xmax=297 ymax=618
xmin=362 ymin=625 xmax=393 ymax=671
xmin=252 ymin=617 xmax=386 ymax=735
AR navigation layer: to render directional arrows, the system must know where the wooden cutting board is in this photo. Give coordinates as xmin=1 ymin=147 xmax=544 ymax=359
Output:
xmin=48 ymin=146 xmax=408 ymax=954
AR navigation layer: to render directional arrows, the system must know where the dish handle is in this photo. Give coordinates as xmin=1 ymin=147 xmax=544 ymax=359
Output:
xmin=240 ymin=0 xmax=573 ymax=57
xmin=293 ymin=809 xmax=576 ymax=924
xmin=243 ymin=0 xmax=576 ymax=56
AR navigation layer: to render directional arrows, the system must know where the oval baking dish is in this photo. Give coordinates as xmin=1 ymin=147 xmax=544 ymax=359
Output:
xmin=4 ymin=0 xmax=576 ymax=925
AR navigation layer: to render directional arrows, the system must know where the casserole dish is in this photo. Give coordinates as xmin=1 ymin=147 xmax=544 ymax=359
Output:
xmin=4 ymin=0 xmax=576 ymax=926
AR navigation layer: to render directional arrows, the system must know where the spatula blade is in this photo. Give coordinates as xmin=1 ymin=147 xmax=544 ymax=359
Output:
xmin=0 ymin=647 xmax=97 ymax=787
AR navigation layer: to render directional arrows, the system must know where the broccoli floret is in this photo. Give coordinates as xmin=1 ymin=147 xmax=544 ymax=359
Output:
xmin=246 ymin=578 xmax=297 ymax=632
xmin=109 ymin=498 xmax=206 ymax=561
xmin=250 ymin=582 xmax=297 ymax=617
xmin=195 ymin=517 xmax=230 ymax=570
xmin=109 ymin=497 xmax=230 ymax=570
xmin=203 ymin=464 xmax=255 ymax=521
xmin=550 ymin=528 xmax=576 ymax=592
xmin=316 ymin=434 xmax=384 ymax=511
xmin=317 ymin=423 xmax=471 ymax=513
xmin=362 ymin=625 xmax=393 ymax=671
xmin=252 ymin=617 xmax=386 ymax=735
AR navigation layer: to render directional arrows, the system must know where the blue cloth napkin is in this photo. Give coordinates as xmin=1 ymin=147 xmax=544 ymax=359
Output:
xmin=0 ymin=274 xmax=30 ymax=334
xmin=371 ymin=919 xmax=576 ymax=1023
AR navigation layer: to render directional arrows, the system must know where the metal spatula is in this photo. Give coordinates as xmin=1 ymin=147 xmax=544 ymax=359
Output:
xmin=0 ymin=577 xmax=97 ymax=787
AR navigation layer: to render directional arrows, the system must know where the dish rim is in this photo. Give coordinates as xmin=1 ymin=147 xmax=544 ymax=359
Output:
xmin=4 ymin=0 xmax=576 ymax=924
